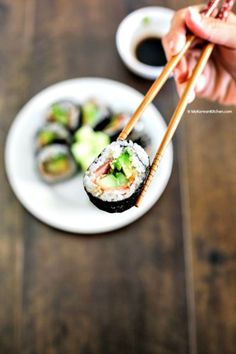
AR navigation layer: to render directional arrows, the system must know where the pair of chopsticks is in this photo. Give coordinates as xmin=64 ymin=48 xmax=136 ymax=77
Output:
xmin=117 ymin=0 xmax=235 ymax=207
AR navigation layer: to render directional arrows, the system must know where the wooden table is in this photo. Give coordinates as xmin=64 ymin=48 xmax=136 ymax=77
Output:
xmin=0 ymin=0 xmax=236 ymax=353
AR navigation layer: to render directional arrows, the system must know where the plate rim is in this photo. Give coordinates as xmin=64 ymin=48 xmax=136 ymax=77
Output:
xmin=5 ymin=77 xmax=173 ymax=234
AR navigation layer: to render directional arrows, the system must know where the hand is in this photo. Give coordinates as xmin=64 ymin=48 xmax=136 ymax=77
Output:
xmin=162 ymin=5 xmax=236 ymax=105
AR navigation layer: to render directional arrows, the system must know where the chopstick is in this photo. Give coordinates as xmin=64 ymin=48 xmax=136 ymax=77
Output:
xmin=135 ymin=0 xmax=235 ymax=207
xmin=117 ymin=0 xmax=221 ymax=141
xmin=136 ymin=43 xmax=215 ymax=206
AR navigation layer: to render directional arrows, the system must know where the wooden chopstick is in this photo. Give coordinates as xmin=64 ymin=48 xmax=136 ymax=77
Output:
xmin=136 ymin=42 xmax=215 ymax=206
xmin=136 ymin=0 xmax=235 ymax=207
xmin=117 ymin=0 xmax=221 ymax=141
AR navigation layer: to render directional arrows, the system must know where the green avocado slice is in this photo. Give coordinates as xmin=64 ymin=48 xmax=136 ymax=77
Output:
xmin=82 ymin=102 xmax=98 ymax=126
xmin=99 ymin=172 xmax=128 ymax=189
xmin=112 ymin=149 xmax=133 ymax=178
xmin=50 ymin=104 xmax=69 ymax=125
xmin=44 ymin=155 xmax=69 ymax=175
xmin=38 ymin=130 xmax=56 ymax=146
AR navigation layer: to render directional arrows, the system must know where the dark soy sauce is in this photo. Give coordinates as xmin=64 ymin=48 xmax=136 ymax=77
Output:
xmin=135 ymin=36 xmax=167 ymax=67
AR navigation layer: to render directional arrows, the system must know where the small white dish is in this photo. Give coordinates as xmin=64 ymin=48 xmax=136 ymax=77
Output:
xmin=5 ymin=78 xmax=173 ymax=234
xmin=116 ymin=6 xmax=174 ymax=80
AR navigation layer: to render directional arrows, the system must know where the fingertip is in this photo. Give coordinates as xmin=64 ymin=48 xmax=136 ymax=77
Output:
xmin=168 ymin=33 xmax=186 ymax=56
xmin=175 ymin=33 xmax=186 ymax=54
xmin=174 ymin=72 xmax=187 ymax=84
xmin=161 ymin=36 xmax=172 ymax=60
xmin=188 ymin=90 xmax=196 ymax=103
xmin=177 ymin=83 xmax=195 ymax=103
xmin=174 ymin=62 xmax=189 ymax=84
xmin=174 ymin=67 xmax=180 ymax=78
xmin=195 ymin=74 xmax=207 ymax=93
xmin=176 ymin=82 xmax=184 ymax=98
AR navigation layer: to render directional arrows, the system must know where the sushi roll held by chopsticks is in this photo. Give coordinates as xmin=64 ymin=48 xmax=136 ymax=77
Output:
xmin=83 ymin=140 xmax=150 ymax=213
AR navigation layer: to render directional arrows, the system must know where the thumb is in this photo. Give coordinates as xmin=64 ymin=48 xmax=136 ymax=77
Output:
xmin=185 ymin=7 xmax=236 ymax=49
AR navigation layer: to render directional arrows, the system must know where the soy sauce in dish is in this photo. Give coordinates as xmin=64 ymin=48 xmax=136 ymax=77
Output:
xmin=135 ymin=36 xmax=167 ymax=67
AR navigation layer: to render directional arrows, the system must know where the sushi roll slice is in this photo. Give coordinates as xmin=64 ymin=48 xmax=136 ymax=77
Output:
xmin=37 ymin=144 xmax=77 ymax=183
xmin=47 ymin=100 xmax=81 ymax=131
xmin=83 ymin=140 xmax=150 ymax=213
xmin=35 ymin=123 xmax=71 ymax=150
xmin=103 ymin=113 xmax=151 ymax=152
xmin=102 ymin=112 xmax=130 ymax=140
xmin=82 ymin=99 xmax=112 ymax=130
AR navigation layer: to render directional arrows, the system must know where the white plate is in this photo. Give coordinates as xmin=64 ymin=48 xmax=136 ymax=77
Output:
xmin=116 ymin=7 xmax=174 ymax=80
xmin=5 ymin=78 xmax=173 ymax=234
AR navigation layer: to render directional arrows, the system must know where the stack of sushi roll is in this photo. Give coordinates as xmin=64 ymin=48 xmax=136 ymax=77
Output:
xmin=35 ymin=98 xmax=151 ymax=187
xmin=83 ymin=140 xmax=150 ymax=213
xmin=35 ymin=100 xmax=80 ymax=183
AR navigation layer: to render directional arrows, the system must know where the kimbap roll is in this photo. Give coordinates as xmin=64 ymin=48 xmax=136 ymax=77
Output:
xmin=83 ymin=140 xmax=150 ymax=213
xmin=128 ymin=130 xmax=152 ymax=154
xmin=102 ymin=112 xmax=151 ymax=152
xmin=37 ymin=144 xmax=77 ymax=183
xmin=47 ymin=100 xmax=81 ymax=131
xmin=103 ymin=113 xmax=130 ymax=140
xmin=82 ymin=99 xmax=111 ymax=130
xmin=35 ymin=123 xmax=71 ymax=150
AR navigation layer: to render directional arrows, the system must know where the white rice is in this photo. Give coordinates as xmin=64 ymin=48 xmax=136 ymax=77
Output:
xmin=83 ymin=140 xmax=149 ymax=202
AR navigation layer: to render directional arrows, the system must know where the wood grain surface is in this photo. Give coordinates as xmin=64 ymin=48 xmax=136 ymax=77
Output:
xmin=0 ymin=1 xmax=235 ymax=354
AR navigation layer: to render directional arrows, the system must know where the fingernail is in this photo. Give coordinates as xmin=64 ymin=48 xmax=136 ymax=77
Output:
xmin=175 ymin=34 xmax=186 ymax=53
xmin=188 ymin=7 xmax=202 ymax=24
xmin=196 ymin=74 xmax=206 ymax=92
xmin=188 ymin=89 xmax=195 ymax=103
